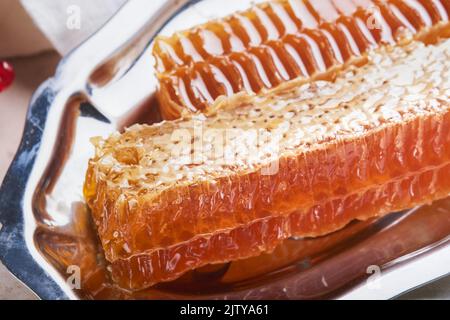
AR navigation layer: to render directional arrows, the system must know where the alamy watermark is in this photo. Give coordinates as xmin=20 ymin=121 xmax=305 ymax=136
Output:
xmin=168 ymin=120 xmax=284 ymax=175
xmin=66 ymin=265 xmax=81 ymax=290
xmin=66 ymin=5 xmax=81 ymax=30
xmin=366 ymin=265 xmax=382 ymax=290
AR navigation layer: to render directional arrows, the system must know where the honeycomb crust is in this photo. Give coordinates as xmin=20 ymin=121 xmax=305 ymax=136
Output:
xmin=153 ymin=0 xmax=450 ymax=119
xmin=85 ymin=33 xmax=450 ymax=290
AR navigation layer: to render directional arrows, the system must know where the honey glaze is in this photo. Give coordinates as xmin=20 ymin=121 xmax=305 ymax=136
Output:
xmin=153 ymin=0 xmax=450 ymax=119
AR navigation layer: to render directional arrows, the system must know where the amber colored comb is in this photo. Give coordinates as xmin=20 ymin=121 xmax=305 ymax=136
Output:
xmin=153 ymin=0 xmax=450 ymax=119
xmin=86 ymin=25 xmax=450 ymax=289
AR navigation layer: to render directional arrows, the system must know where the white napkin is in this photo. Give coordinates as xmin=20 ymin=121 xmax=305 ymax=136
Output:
xmin=0 ymin=0 xmax=126 ymax=58
xmin=21 ymin=0 xmax=127 ymax=55
xmin=0 ymin=0 xmax=52 ymax=58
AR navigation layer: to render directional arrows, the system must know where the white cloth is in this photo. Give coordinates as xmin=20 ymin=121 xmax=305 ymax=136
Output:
xmin=0 ymin=0 xmax=126 ymax=58
xmin=0 ymin=0 xmax=52 ymax=58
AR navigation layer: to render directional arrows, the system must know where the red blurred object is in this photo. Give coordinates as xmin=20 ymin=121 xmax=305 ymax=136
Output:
xmin=0 ymin=61 xmax=15 ymax=92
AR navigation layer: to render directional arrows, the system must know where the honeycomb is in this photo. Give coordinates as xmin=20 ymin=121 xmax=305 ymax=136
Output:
xmin=153 ymin=0 xmax=450 ymax=119
xmin=85 ymin=36 xmax=450 ymax=289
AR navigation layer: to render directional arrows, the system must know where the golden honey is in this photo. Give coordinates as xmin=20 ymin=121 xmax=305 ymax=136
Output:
xmin=85 ymin=33 xmax=450 ymax=289
xmin=153 ymin=0 xmax=450 ymax=119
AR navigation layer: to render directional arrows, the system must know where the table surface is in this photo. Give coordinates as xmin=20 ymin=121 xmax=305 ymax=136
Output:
xmin=0 ymin=52 xmax=448 ymax=300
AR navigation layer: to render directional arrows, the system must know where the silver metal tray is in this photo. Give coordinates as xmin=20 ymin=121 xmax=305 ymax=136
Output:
xmin=0 ymin=0 xmax=449 ymax=300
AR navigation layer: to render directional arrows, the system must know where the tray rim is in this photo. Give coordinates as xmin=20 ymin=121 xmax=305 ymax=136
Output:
xmin=0 ymin=80 xmax=69 ymax=299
